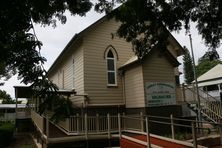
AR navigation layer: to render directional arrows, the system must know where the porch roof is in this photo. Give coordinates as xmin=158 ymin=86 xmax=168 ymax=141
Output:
xmin=198 ymin=78 xmax=222 ymax=87
xmin=14 ymin=86 xmax=76 ymax=98
xmin=197 ymin=64 xmax=222 ymax=86
xmin=119 ymin=55 xmax=138 ymax=69
xmin=119 ymin=48 xmax=180 ymax=70
xmin=0 ymin=104 xmax=26 ymax=109
xmin=14 ymin=86 xmax=32 ymax=99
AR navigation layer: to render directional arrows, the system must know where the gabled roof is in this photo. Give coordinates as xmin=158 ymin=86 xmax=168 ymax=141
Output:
xmin=197 ymin=64 xmax=222 ymax=85
xmin=47 ymin=14 xmax=184 ymax=75
xmin=119 ymin=47 xmax=180 ymax=70
xmin=47 ymin=15 xmax=107 ymax=74
xmin=120 ymin=55 xmax=138 ymax=68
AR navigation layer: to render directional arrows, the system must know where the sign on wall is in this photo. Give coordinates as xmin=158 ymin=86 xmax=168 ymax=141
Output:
xmin=145 ymin=82 xmax=176 ymax=107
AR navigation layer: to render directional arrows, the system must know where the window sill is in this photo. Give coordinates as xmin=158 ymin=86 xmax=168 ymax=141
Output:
xmin=107 ymin=85 xmax=118 ymax=88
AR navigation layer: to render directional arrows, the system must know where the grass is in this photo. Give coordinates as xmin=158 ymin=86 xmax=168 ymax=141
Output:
xmin=0 ymin=122 xmax=15 ymax=147
xmin=7 ymin=133 xmax=37 ymax=148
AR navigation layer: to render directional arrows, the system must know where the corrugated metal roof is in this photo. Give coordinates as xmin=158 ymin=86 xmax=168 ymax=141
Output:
xmin=0 ymin=104 xmax=26 ymax=109
xmin=119 ymin=56 xmax=138 ymax=68
xmin=197 ymin=64 xmax=222 ymax=82
xmin=198 ymin=79 xmax=222 ymax=87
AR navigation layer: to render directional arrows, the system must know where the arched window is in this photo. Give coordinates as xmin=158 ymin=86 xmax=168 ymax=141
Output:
xmin=106 ymin=49 xmax=117 ymax=86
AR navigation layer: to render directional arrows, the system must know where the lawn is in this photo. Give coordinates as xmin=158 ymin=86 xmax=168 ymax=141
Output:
xmin=7 ymin=133 xmax=37 ymax=148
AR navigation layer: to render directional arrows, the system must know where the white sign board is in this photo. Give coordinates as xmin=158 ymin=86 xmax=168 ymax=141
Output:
xmin=145 ymin=82 xmax=176 ymax=107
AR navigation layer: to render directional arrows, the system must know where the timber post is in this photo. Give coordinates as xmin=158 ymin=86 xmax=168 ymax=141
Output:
xmin=170 ymin=114 xmax=175 ymax=139
xmin=107 ymin=113 xmax=111 ymax=139
xmin=118 ymin=113 xmax=121 ymax=139
xmin=140 ymin=112 xmax=144 ymax=132
xmin=192 ymin=122 xmax=197 ymax=148
xmin=85 ymin=113 xmax=88 ymax=140
xmin=145 ymin=116 xmax=151 ymax=148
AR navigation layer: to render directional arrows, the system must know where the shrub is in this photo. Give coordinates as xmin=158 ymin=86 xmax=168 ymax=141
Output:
xmin=0 ymin=122 xmax=15 ymax=147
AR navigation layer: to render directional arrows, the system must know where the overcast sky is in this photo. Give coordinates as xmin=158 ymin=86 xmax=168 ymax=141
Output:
xmin=1 ymin=10 xmax=222 ymax=98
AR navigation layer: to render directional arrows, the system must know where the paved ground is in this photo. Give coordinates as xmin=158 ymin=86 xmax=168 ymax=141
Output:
xmin=7 ymin=133 xmax=37 ymax=148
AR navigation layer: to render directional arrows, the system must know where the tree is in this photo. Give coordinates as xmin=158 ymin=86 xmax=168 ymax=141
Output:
xmin=1 ymin=0 xmax=222 ymax=121
xmin=0 ymin=0 xmax=93 ymax=85
xmin=183 ymin=47 xmax=194 ymax=84
xmin=196 ymin=50 xmax=222 ymax=77
xmin=95 ymin=0 xmax=222 ymax=58
xmin=196 ymin=60 xmax=222 ymax=77
xmin=198 ymin=50 xmax=220 ymax=63
xmin=0 ymin=90 xmax=15 ymax=104
xmin=0 ymin=0 xmax=92 ymax=121
xmin=1 ymin=0 xmax=222 ymax=82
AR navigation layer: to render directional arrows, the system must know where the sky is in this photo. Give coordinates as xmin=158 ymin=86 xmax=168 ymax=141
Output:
xmin=1 ymin=10 xmax=222 ymax=98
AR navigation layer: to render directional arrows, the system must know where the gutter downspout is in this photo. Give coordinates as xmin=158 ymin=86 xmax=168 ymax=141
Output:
xmin=121 ymin=70 xmax=126 ymax=106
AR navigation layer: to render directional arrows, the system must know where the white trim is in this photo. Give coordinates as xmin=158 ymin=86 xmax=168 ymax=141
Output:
xmin=106 ymin=49 xmax=117 ymax=86
xmin=72 ymin=58 xmax=75 ymax=89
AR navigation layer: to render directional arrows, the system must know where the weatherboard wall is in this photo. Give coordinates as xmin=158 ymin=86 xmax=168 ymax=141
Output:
xmin=124 ymin=64 xmax=145 ymax=108
xmin=82 ymin=18 xmax=134 ymax=106
xmin=48 ymin=42 xmax=85 ymax=106
xmin=142 ymin=48 xmax=175 ymax=107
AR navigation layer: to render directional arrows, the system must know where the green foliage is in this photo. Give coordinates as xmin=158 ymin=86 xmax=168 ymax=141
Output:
xmin=0 ymin=0 xmax=92 ymax=83
xmin=32 ymin=78 xmax=74 ymax=122
xmin=1 ymin=0 xmax=222 ymax=121
xmin=2 ymin=0 xmax=222 ymax=81
xmin=198 ymin=50 xmax=220 ymax=63
xmin=96 ymin=0 xmax=222 ymax=58
xmin=196 ymin=50 xmax=222 ymax=77
xmin=49 ymin=96 xmax=74 ymax=123
xmin=0 ymin=90 xmax=15 ymax=104
xmin=0 ymin=0 xmax=92 ymax=121
xmin=196 ymin=60 xmax=222 ymax=77
xmin=0 ymin=122 xmax=15 ymax=147
xmin=183 ymin=47 xmax=194 ymax=84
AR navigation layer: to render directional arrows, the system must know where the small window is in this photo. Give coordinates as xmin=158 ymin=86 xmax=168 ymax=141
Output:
xmin=58 ymin=70 xmax=63 ymax=88
xmin=62 ymin=70 xmax=64 ymax=89
xmin=72 ymin=59 xmax=75 ymax=89
xmin=106 ymin=50 xmax=117 ymax=86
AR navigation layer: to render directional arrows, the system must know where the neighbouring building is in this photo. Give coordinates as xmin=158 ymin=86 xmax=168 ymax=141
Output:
xmin=196 ymin=64 xmax=222 ymax=101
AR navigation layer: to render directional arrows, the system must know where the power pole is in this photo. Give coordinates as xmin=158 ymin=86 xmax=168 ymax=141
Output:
xmin=188 ymin=34 xmax=202 ymax=126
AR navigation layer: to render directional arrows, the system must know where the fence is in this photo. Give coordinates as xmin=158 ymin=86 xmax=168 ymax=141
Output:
xmin=119 ymin=114 xmax=222 ymax=148
xmin=57 ymin=113 xmax=120 ymax=137
xmin=32 ymin=111 xmax=222 ymax=147
xmin=31 ymin=110 xmax=44 ymax=132
xmin=0 ymin=113 xmax=15 ymax=122
xmin=179 ymin=84 xmax=222 ymax=123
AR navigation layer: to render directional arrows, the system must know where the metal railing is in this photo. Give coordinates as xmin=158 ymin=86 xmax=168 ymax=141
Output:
xmin=57 ymin=113 xmax=120 ymax=136
xmin=32 ymin=111 xmax=222 ymax=147
xmin=180 ymin=84 xmax=222 ymax=123
xmin=121 ymin=114 xmax=222 ymax=148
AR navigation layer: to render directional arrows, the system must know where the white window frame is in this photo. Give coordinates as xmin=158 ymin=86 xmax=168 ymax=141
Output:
xmin=106 ymin=49 xmax=117 ymax=86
